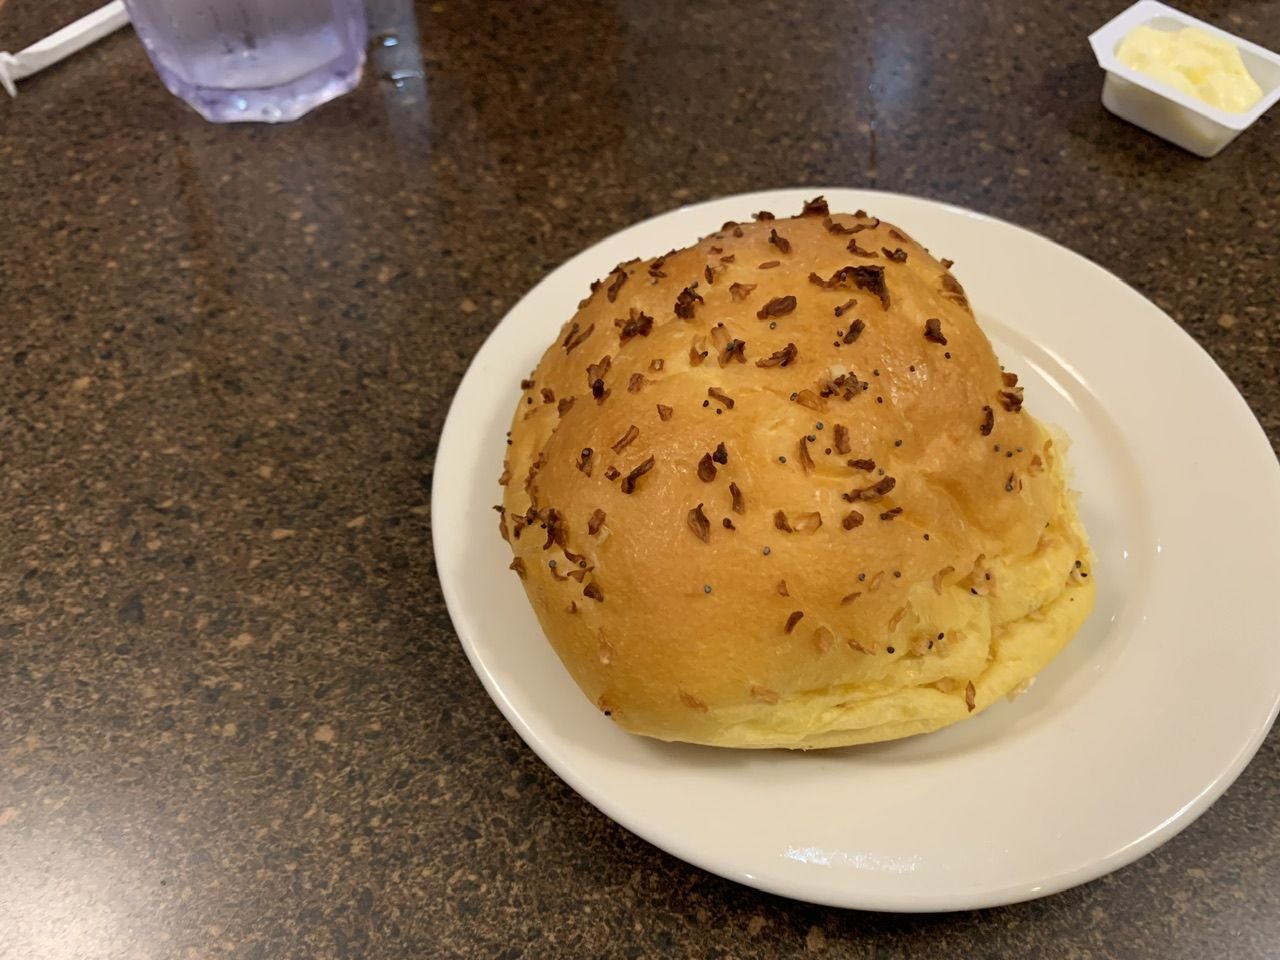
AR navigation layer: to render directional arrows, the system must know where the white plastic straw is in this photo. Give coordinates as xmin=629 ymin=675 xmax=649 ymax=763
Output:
xmin=0 ymin=1 xmax=130 ymax=98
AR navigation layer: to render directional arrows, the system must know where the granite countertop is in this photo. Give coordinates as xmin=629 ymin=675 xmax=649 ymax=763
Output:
xmin=2 ymin=0 xmax=1278 ymax=956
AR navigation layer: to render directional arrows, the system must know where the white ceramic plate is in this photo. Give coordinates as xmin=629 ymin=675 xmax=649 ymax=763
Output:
xmin=433 ymin=189 xmax=1280 ymax=911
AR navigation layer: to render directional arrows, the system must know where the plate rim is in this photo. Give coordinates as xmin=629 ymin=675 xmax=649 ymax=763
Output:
xmin=433 ymin=187 xmax=1280 ymax=912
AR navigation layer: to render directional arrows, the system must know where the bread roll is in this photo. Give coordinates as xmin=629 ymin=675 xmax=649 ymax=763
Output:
xmin=498 ymin=197 xmax=1095 ymax=748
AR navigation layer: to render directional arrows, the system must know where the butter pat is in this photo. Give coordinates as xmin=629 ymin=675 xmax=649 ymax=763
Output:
xmin=1116 ymin=25 xmax=1263 ymax=112
xmin=1090 ymin=2 xmax=1280 ymax=158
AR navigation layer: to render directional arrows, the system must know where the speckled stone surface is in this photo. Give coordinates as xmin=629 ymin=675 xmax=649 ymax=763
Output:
xmin=1 ymin=0 xmax=1278 ymax=957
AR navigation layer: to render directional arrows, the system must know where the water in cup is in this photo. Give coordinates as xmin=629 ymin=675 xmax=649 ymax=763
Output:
xmin=123 ymin=0 xmax=368 ymax=123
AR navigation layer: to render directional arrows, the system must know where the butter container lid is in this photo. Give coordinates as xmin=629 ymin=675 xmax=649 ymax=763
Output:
xmin=1090 ymin=0 xmax=1280 ymax=133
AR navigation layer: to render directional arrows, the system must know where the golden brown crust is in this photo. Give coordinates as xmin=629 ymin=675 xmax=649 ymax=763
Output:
xmin=500 ymin=198 xmax=1094 ymax=748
